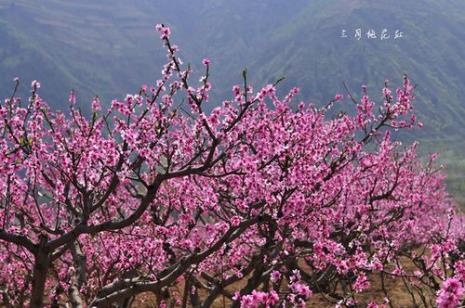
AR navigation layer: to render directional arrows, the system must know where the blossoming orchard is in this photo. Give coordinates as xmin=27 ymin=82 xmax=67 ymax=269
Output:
xmin=1 ymin=24 xmax=464 ymax=308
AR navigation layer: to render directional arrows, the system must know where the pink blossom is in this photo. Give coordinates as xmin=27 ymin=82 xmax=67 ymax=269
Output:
xmin=31 ymin=80 xmax=41 ymax=89
xmin=437 ymin=278 xmax=464 ymax=308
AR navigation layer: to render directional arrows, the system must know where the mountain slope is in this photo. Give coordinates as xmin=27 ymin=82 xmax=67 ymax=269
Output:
xmin=1 ymin=0 xmax=465 ymax=199
xmin=247 ymin=0 xmax=465 ymax=137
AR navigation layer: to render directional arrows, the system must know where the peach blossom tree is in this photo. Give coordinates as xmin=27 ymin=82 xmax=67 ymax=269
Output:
xmin=0 ymin=25 xmax=464 ymax=308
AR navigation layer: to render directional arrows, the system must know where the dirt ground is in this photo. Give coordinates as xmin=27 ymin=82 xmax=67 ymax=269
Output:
xmin=131 ymin=268 xmax=432 ymax=308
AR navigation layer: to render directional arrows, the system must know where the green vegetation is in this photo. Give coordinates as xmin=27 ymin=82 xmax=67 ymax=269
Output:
xmin=0 ymin=0 xmax=464 ymax=200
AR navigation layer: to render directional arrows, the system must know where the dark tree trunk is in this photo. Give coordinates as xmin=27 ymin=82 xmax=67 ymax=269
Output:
xmin=30 ymin=250 xmax=50 ymax=308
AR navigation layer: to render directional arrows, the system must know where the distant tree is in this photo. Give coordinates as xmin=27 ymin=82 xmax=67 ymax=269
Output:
xmin=0 ymin=24 xmax=464 ymax=307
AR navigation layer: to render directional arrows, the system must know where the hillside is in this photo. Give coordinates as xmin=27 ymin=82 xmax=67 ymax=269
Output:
xmin=1 ymin=0 xmax=465 ymax=200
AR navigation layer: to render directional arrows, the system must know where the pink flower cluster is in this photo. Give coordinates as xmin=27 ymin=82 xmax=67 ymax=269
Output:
xmin=437 ymin=278 xmax=464 ymax=308
xmin=238 ymin=290 xmax=279 ymax=308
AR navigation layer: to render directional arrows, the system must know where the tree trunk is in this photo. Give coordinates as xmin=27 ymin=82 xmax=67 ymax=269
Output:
xmin=69 ymin=241 xmax=86 ymax=308
xmin=69 ymin=285 xmax=84 ymax=308
xmin=30 ymin=249 xmax=50 ymax=308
